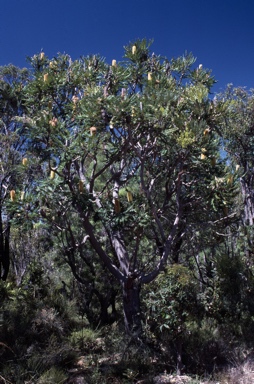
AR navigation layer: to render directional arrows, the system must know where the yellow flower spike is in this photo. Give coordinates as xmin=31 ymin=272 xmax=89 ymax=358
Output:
xmin=22 ymin=158 xmax=28 ymax=166
xmin=40 ymin=52 xmax=45 ymax=60
xmin=79 ymin=180 xmax=84 ymax=193
xmin=49 ymin=61 xmax=57 ymax=69
xmin=20 ymin=191 xmax=25 ymax=201
xmin=127 ymin=191 xmax=133 ymax=202
xmin=43 ymin=73 xmax=49 ymax=82
xmin=148 ymin=72 xmax=152 ymax=81
xmin=10 ymin=190 xmax=16 ymax=201
xmin=49 ymin=117 xmax=58 ymax=128
xmin=121 ymin=88 xmax=126 ymax=98
xmin=72 ymin=95 xmax=79 ymax=104
xmin=50 ymin=170 xmax=55 ymax=180
xmin=203 ymin=128 xmax=210 ymax=136
xmin=132 ymin=45 xmax=137 ymax=54
xmin=112 ymin=59 xmax=117 ymax=67
xmin=114 ymin=198 xmax=121 ymax=213
xmin=227 ymin=175 xmax=233 ymax=185
xmin=90 ymin=126 xmax=97 ymax=136
xmin=200 ymin=148 xmax=207 ymax=159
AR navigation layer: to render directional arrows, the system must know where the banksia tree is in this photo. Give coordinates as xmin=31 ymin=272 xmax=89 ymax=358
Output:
xmin=23 ymin=40 xmax=235 ymax=336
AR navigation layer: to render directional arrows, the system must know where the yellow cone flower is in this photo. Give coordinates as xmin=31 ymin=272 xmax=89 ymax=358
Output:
xmin=127 ymin=191 xmax=133 ymax=202
xmin=10 ymin=190 xmax=16 ymax=201
xmin=90 ymin=126 xmax=97 ymax=136
xmin=114 ymin=199 xmax=121 ymax=213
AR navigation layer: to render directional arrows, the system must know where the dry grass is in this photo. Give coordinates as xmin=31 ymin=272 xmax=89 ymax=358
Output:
xmin=214 ymin=360 xmax=254 ymax=384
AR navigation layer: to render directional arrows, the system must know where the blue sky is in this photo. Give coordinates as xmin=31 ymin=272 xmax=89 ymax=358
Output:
xmin=1 ymin=0 xmax=254 ymax=94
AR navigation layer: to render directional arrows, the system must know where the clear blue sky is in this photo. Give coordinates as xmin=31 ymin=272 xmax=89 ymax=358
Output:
xmin=1 ymin=0 xmax=254 ymax=94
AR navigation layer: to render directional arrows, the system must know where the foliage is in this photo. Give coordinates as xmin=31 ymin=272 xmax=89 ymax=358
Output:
xmin=1 ymin=40 xmax=254 ymax=381
xmin=146 ymin=264 xmax=199 ymax=336
xmin=37 ymin=367 xmax=67 ymax=384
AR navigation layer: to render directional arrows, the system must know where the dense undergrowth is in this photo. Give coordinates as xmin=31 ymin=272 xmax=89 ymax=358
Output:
xmin=1 ymin=261 xmax=254 ymax=384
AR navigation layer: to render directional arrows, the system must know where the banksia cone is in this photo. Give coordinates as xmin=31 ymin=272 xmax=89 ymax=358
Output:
xmin=127 ymin=191 xmax=133 ymax=202
xmin=236 ymin=164 xmax=240 ymax=171
xmin=43 ymin=73 xmax=49 ymax=82
xmin=40 ymin=52 xmax=45 ymax=60
xmin=20 ymin=191 xmax=25 ymax=201
xmin=22 ymin=158 xmax=28 ymax=166
xmin=79 ymin=180 xmax=84 ymax=193
xmin=49 ymin=61 xmax=56 ymax=69
xmin=50 ymin=170 xmax=55 ymax=180
xmin=10 ymin=190 xmax=16 ymax=201
xmin=227 ymin=175 xmax=233 ymax=185
xmin=114 ymin=198 xmax=121 ymax=213
xmin=72 ymin=95 xmax=79 ymax=104
xmin=132 ymin=45 xmax=137 ymax=54
xmin=90 ymin=126 xmax=97 ymax=136
xmin=201 ymin=148 xmax=207 ymax=159
xmin=49 ymin=117 xmax=58 ymax=127
xmin=121 ymin=88 xmax=126 ymax=98
xmin=148 ymin=72 xmax=152 ymax=81
xmin=112 ymin=59 xmax=117 ymax=67
xmin=204 ymin=128 xmax=210 ymax=136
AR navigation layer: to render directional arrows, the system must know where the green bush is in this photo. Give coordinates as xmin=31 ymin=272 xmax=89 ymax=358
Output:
xmin=145 ymin=264 xmax=200 ymax=338
xmin=69 ymin=326 xmax=102 ymax=351
xmin=37 ymin=367 xmax=67 ymax=384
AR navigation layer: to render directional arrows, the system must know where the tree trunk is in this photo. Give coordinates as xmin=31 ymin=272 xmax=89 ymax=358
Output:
xmin=0 ymin=219 xmax=10 ymax=281
xmin=241 ymin=177 xmax=254 ymax=225
xmin=176 ymin=338 xmax=183 ymax=375
xmin=122 ymin=276 xmax=142 ymax=336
